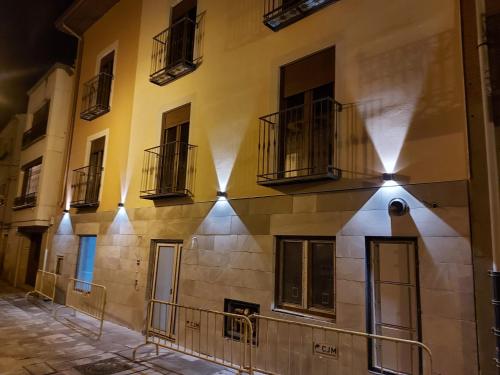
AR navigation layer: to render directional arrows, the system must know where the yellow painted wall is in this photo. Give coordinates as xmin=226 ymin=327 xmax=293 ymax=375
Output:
xmin=119 ymin=0 xmax=467 ymax=208
xmin=69 ymin=0 xmax=142 ymax=212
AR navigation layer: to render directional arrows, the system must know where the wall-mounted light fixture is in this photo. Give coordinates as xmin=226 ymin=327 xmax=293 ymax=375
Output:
xmin=118 ymin=202 xmax=125 ymax=208
xmin=216 ymin=191 xmax=227 ymax=199
xmin=382 ymin=172 xmax=396 ymax=181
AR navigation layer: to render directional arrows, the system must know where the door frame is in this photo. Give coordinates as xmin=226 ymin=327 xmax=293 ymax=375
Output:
xmin=149 ymin=241 xmax=183 ymax=338
xmin=365 ymin=236 xmax=423 ymax=375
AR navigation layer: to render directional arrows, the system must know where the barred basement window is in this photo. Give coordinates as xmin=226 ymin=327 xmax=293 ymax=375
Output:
xmin=276 ymin=237 xmax=335 ymax=318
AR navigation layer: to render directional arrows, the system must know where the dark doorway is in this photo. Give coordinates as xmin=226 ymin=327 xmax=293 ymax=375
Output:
xmin=168 ymin=0 xmax=197 ymax=68
xmin=97 ymin=50 xmax=114 ymax=109
xmin=159 ymin=104 xmax=190 ymax=194
xmin=25 ymin=233 xmax=43 ymax=287
xmin=87 ymin=136 xmax=105 ymax=204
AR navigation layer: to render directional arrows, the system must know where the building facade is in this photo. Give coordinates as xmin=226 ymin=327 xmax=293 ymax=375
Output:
xmin=0 ymin=114 xmax=25 ymax=277
xmin=47 ymin=0 xmax=482 ymax=374
xmin=0 ymin=64 xmax=74 ymax=289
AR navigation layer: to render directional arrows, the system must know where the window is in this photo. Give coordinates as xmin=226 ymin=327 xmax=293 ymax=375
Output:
xmin=80 ymin=50 xmax=114 ymax=120
xmin=276 ymin=237 xmax=335 ymax=317
xmin=257 ymin=47 xmax=341 ymax=185
xmin=75 ymin=236 xmax=97 ymax=291
xmin=14 ymin=157 xmax=42 ymax=208
xmin=22 ymin=101 xmax=50 ymax=148
xmin=367 ymin=238 xmax=421 ymax=374
xmin=70 ymin=135 xmax=105 ymax=208
xmin=149 ymin=0 xmax=199 ymax=85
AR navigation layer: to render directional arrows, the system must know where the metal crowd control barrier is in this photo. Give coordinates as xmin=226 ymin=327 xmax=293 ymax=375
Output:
xmin=54 ymin=278 xmax=107 ymax=339
xmin=133 ymin=299 xmax=254 ymax=374
xmin=250 ymin=314 xmax=433 ymax=375
xmin=25 ymin=269 xmax=57 ymax=305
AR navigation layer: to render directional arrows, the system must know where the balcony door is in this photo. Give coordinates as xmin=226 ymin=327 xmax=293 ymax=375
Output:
xmin=150 ymin=242 xmax=182 ymax=337
xmin=168 ymin=0 xmax=197 ymax=68
xmin=98 ymin=50 xmax=114 ymax=109
xmin=159 ymin=104 xmax=190 ymax=194
xmin=279 ymin=47 xmax=334 ymax=179
xmin=86 ymin=136 xmax=105 ymax=204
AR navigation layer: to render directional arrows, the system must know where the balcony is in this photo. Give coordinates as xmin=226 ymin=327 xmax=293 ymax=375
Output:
xmin=150 ymin=15 xmax=202 ymax=86
xmin=70 ymin=165 xmax=102 ymax=208
xmin=263 ymin=0 xmax=339 ymax=31
xmin=13 ymin=193 xmax=36 ymax=210
xmin=80 ymin=72 xmax=113 ymax=121
xmin=22 ymin=124 xmax=47 ymax=149
xmin=140 ymin=141 xmax=197 ymax=199
xmin=257 ymin=97 xmax=342 ymax=186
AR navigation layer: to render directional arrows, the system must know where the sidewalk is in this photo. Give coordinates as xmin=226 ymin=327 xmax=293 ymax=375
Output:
xmin=0 ymin=281 xmax=234 ymax=375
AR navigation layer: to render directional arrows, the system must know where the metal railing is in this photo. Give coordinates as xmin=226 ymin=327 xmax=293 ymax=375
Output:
xmin=55 ymin=278 xmax=107 ymax=338
xmin=150 ymin=13 xmax=204 ymax=86
xmin=133 ymin=299 xmax=254 ymax=373
xmin=25 ymin=270 xmax=57 ymax=304
xmin=263 ymin=0 xmax=338 ymax=31
xmin=250 ymin=314 xmax=433 ymax=375
xmin=22 ymin=123 xmax=47 ymax=149
xmin=140 ymin=141 xmax=197 ymax=199
xmin=13 ymin=192 xmax=37 ymax=209
xmin=70 ymin=165 xmax=103 ymax=208
xmin=80 ymin=72 xmax=113 ymax=121
xmin=258 ymin=97 xmax=342 ymax=185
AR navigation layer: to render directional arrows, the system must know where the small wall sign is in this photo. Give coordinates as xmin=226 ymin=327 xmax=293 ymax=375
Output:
xmin=313 ymin=342 xmax=338 ymax=359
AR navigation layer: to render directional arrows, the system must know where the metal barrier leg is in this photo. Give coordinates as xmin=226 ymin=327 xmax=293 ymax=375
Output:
xmin=132 ymin=342 xmax=159 ymax=362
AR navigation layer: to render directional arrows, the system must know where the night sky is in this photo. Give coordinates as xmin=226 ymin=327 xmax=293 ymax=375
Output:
xmin=0 ymin=0 xmax=77 ymax=128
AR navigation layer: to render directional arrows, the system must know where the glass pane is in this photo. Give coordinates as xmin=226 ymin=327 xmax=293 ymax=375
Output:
xmin=76 ymin=236 xmax=96 ymax=291
xmin=280 ymin=241 xmax=302 ymax=305
xmin=310 ymin=242 xmax=334 ymax=309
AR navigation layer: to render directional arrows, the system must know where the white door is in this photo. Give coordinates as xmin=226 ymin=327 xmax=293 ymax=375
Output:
xmin=368 ymin=239 xmax=421 ymax=374
xmin=150 ymin=243 xmax=181 ymax=337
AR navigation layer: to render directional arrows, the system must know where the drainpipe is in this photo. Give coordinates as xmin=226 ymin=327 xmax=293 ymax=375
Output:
xmin=474 ymin=0 xmax=500 ymax=369
xmin=58 ymin=22 xmax=83 ymax=209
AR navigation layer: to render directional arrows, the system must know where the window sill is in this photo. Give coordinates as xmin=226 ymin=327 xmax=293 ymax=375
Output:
xmin=272 ymin=307 xmax=336 ymax=324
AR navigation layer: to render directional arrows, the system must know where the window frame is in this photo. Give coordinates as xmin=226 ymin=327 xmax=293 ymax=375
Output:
xmin=275 ymin=236 xmax=336 ymax=319
xmin=20 ymin=157 xmax=43 ymax=198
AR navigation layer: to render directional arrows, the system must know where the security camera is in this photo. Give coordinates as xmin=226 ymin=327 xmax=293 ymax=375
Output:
xmin=388 ymin=198 xmax=409 ymax=216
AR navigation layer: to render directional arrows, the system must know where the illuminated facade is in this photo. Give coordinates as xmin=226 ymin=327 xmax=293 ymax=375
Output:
xmin=0 ymin=64 xmax=74 ymax=288
xmin=48 ymin=0 xmax=484 ymax=374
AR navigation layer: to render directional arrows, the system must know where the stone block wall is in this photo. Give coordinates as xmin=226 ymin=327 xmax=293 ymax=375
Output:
xmin=51 ymin=180 xmax=476 ymax=375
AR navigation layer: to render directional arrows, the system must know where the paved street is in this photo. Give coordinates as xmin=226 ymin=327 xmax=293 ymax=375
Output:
xmin=0 ymin=282 xmax=233 ymax=375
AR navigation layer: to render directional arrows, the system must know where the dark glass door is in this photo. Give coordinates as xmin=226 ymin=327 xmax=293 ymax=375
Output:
xmin=87 ymin=136 xmax=105 ymax=203
xmin=167 ymin=0 xmax=196 ymax=68
xmin=25 ymin=233 xmax=42 ymax=287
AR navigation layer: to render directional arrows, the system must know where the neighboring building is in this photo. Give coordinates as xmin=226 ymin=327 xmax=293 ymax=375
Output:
xmin=0 ymin=64 xmax=74 ymax=289
xmin=51 ymin=1 xmax=478 ymax=374
xmin=0 ymin=115 xmax=26 ymax=277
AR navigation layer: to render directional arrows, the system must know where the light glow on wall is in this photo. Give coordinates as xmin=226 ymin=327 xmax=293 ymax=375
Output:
xmin=340 ymin=183 xmax=460 ymax=237
xmin=56 ymin=211 xmax=74 ymax=235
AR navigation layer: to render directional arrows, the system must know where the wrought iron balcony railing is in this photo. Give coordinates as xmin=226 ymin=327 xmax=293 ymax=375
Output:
xmin=140 ymin=141 xmax=197 ymax=199
xmin=22 ymin=123 xmax=47 ymax=149
xmin=70 ymin=165 xmax=103 ymax=208
xmin=150 ymin=14 xmax=203 ymax=86
xmin=13 ymin=193 xmax=37 ymax=210
xmin=263 ymin=0 xmax=339 ymax=31
xmin=258 ymin=97 xmax=342 ymax=185
xmin=80 ymin=72 xmax=113 ymax=121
